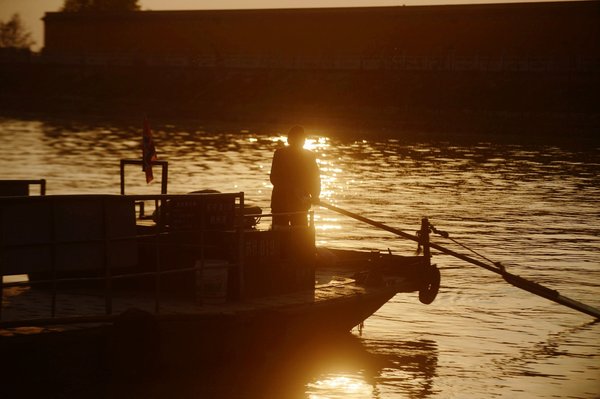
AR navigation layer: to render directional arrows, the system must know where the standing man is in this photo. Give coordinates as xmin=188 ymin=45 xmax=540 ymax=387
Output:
xmin=270 ymin=125 xmax=321 ymax=227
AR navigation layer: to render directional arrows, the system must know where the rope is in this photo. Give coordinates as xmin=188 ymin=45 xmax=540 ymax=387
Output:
xmin=429 ymin=224 xmax=505 ymax=272
xmin=317 ymin=201 xmax=600 ymax=319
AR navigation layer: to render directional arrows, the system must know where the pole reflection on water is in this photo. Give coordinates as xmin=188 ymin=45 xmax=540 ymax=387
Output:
xmin=0 ymin=117 xmax=599 ymax=398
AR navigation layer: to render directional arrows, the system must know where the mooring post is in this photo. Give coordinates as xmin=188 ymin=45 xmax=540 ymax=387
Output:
xmin=420 ymin=217 xmax=431 ymax=262
xmin=237 ymin=193 xmax=245 ymax=300
xmin=0 ymin=207 xmax=3 ymax=321
xmin=102 ymin=198 xmax=113 ymax=315
xmin=418 ymin=217 xmax=441 ymax=304
xmin=154 ymin=198 xmax=163 ymax=314
xmin=51 ymin=198 xmax=58 ymax=318
xmin=119 ymin=159 xmax=125 ymax=195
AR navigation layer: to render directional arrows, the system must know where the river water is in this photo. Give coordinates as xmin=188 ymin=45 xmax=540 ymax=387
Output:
xmin=1 ymin=116 xmax=599 ymax=398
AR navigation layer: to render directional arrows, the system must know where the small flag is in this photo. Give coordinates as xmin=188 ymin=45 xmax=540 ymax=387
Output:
xmin=142 ymin=118 xmax=158 ymax=184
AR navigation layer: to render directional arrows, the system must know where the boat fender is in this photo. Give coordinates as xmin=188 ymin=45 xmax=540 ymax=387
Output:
xmin=419 ymin=265 xmax=440 ymax=305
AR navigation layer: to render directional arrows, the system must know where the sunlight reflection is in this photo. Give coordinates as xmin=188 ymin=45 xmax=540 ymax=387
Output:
xmin=305 ymin=137 xmax=330 ymax=152
xmin=268 ymin=134 xmax=329 ymax=152
xmin=307 ymin=374 xmax=373 ymax=398
xmin=313 ymin=214 xmax=342 ymax=232
xmin=270 ymin=134 xmax=287 ymax=143
xmin=316 ymin=224 xmax=343 ymax=231
xmin=320 ymin=189 xmax=336 ymax=199
xmin=320 ymin=167 xmax=343 ymax=174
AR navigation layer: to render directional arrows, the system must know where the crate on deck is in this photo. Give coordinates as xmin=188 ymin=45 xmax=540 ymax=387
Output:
xmin=221 ymin=226 xmax=316 ymax=299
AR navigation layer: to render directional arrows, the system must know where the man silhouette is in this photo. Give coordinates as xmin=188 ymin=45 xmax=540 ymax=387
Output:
xmin=270 ymin=126 xmax=320 ymax=227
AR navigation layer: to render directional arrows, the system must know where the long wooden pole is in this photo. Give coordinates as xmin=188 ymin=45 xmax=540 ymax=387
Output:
xmin=318 ymin=200 xmax=600 ymax=319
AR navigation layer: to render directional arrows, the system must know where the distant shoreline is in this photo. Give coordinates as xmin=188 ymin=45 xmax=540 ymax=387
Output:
xmin=1 ymin=99 xmax=598 ymax=146
xmin=1 ymin=62 xmax=598 ymax=144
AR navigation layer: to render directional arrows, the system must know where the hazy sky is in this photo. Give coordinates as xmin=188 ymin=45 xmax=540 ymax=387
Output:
xmin=0 ymin=0 xmax=572 ymax=50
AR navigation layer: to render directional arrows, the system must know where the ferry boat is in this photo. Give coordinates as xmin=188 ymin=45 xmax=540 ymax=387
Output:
xmin=0 ymin=164 xmax=440 ymax=381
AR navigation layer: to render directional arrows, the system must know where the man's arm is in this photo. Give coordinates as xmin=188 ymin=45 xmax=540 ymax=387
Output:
xmin=270 ymin=149 xmax=284 ymax=186
xmin=309 ymin=152 xmax=321 ymax=201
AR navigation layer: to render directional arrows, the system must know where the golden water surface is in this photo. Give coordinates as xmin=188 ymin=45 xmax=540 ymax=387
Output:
xmin=0 ymin=117 xmax=598 ymax=398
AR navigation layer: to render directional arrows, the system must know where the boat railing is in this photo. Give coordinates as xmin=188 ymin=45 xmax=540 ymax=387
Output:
xmin=0 ymin=192 xmax=241 ymax=327
xmin=120 ymin=159 xmax=168 ymax=195
xmin=0 ymin=192 xmax=317 ymax=328
xmin=0 ymin=179 xmax=46 ymax=196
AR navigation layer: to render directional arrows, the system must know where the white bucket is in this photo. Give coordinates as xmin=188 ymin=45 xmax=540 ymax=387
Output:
xmin=195 ymin=259 xmax=229 ymax=304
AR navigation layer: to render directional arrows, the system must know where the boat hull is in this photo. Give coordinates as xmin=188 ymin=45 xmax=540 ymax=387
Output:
xmin=110 ymin=279 xmax=408 ymax=373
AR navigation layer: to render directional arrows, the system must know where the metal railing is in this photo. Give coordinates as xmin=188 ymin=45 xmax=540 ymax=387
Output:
xmin=0 ymin=192 xmax=320 ymax=328
xmin=0 ymin=179 xmax=46 ymax=196
xmin=0 ymin=192 xmax=246 ymax=328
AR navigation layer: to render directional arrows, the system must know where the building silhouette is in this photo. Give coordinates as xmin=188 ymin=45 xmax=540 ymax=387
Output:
xmin=1 ymin=2 xmax=598 ymax=135
xmin=41 ymin=2 xmax=599 ymax=72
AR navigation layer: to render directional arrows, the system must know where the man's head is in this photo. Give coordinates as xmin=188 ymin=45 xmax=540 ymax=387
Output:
xmin=287 ymin=125 xmax=306 ymax=149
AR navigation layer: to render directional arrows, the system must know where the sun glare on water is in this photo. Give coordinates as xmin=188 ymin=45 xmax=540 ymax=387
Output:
xmin=307 ymin=374 xmax=373 ymax=398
